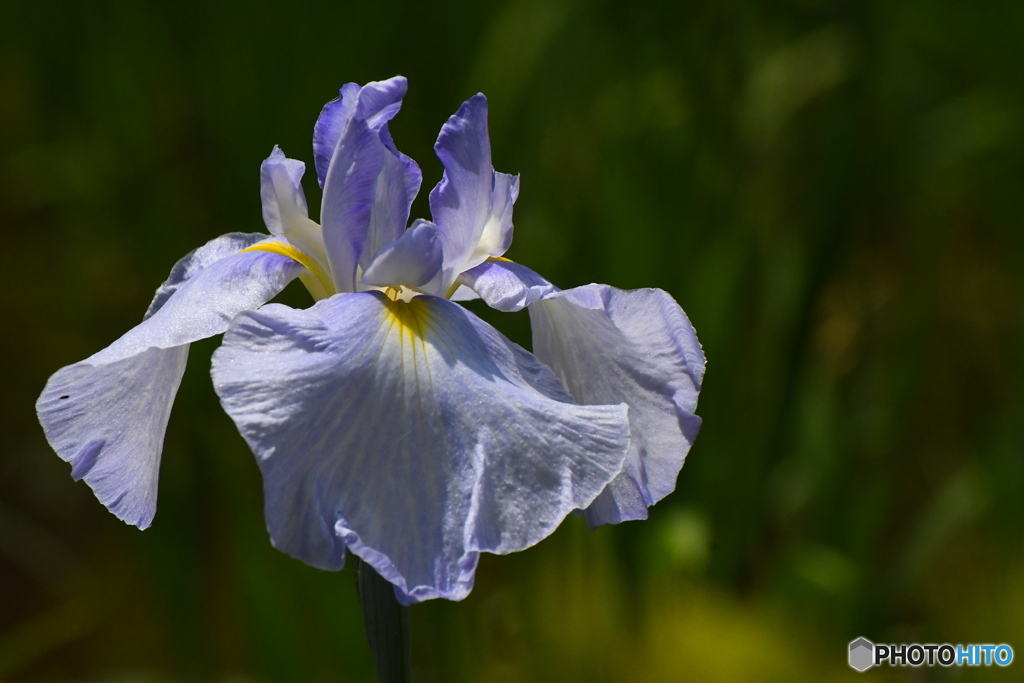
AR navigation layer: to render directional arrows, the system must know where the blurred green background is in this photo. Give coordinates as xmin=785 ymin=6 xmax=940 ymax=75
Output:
xmin=2 ymin=0 xmax=1022 ymax=680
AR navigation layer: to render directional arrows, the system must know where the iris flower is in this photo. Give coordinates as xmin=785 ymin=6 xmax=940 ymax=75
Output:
xmin=36 ymin=77 xmax=705 ymax=604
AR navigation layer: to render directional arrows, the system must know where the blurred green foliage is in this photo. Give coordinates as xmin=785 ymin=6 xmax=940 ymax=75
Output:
xmin=2 ymin=0 xmax=1023 ymax=680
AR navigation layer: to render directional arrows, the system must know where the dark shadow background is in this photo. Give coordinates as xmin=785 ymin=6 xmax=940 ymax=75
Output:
xmin=2 ymin=0 xmax=1022 ymax=681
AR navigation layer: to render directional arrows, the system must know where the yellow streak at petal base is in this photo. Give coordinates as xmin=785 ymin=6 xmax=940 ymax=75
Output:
xmin=241 ymin=240 xmax=335 ymax=300
xmin=381 ymin=295 xmax=435 ymax=353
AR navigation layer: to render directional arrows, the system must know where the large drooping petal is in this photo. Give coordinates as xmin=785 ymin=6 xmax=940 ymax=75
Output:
xmin=211 ymin=292 xmax=631 ymax=603
xmin=319 ymin=78 xmax=420 ymax=293
xmin=529 ymin=284 xmax=705 ymax=527
xmin=36 ymin=233 xmax=305 ymax=529
xmin=456 ymin=259 xmax=558 ymax=311
xmin=37 ymin=346 xmax=189 ymax=529
xmin=260 ymin=146 xmax=330 ymax=282
xmin=429 ymin=94 xmax=519 ymax=291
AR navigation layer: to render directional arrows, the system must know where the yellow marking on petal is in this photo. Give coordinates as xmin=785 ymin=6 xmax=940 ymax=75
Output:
xmin=488 ymin=256 xmax=513 ymax=263
xmin=242 ymin=240 xmax=335 ymax=300
xmin=381 ymin=295 xmax=435 ymax=353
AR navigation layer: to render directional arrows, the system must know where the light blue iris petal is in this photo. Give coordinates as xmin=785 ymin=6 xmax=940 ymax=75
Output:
xmin=481 ymin=171 xmax=518 ymax=258
xmin=313 ymin=83 xmax=359 ymax=189
xmin=313 ymin=77 xmax=407 ymax=189
xmin=458 ymin=259 xmax=559 ymax=312
xmin=260 ymin=146 xmax=309 ymax=236
xmin=528 ymin=285 xmax=706 ymax=527
xmin=320 ymin=79 xmax=419 ymax=293
xmin=321 ymin=114 xmax=384 ymax=292
xmin=356 ymin=80 xmax=408 ymax=129
xmin=93 ymin=245 xmax=304 ymax=364
xmin=361 ymin=219 xmax=443 ymax=289
xmin=36 ymin=233 xmax=304 ymax=529
xmin=258 ymin=147 xmax=329 ymax=271
xmin=363 ymin=124 xmax=423 ymax=270
xmin=379 ymin=125 xmax=422 ymax=209
xmin=449 ymin=285 xmax=480 ymax=302
xmin=144 ymin=233 xmax=268 ymax=317
xmin=211 ymin=292 xmax=630 ymax=604
xmin=429 ymin=94 xmax=519 ymax=291
xmin=37 ymin=346 xmax=188 ymax=529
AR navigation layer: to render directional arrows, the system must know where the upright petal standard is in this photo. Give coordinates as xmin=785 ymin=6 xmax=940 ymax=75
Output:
xmin=36 ymin=76 xmax=705 ymax=604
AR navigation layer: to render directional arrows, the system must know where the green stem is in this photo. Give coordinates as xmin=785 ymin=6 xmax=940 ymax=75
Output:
xmin=354 ymin=557 xmax=412 ymax=683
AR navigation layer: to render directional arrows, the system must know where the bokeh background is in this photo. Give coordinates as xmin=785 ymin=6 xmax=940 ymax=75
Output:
xmin=2 ymin=0 xmax=1022 ymax=680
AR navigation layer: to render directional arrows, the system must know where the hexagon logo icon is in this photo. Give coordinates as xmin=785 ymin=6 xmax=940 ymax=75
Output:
xmin=849 ymin=637 xmax=874 ymax=672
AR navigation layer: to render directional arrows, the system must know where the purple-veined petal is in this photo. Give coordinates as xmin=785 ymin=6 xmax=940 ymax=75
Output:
xmin=472 ymin=172 xmax=518 ymax=261
xmin=429 ymin=94 xmax=519 ymax=291
xmin=260 ymin=147 xmax=329 ymax=277
xmin=361 ymin=219 xmax=443 ymax=289
xmin=354 ymin=77 xmax=410 ymax=130
xmin=529 ymin=284 xmax=705 ymax=527
xmin=37 ymin=346 xmax=188 ymax=529
xmin=380 ymin=125 xmax=422 ymax=207
xmin=313 ymin=77 xmax=408 ymax=189
xmin=458 ymin=259 xmax=558 ymax=312
xmin=321 ymin=115 xmax=383 ymax=292
xmin=320 ymin=79 xmax=419 ymax=293
xmin=95 ymin=245 xmax=304 ymax=363
xmin=145 ymin=233 xmax=271 ymax=316
xmin=362 ymin=124 xmax=423 ymax=268
xmin=211 ymin=292 xmax=630 ymax=603
xmin=36 ymin=233 xmax=304 ymax=529
xmin=313 ymin=83 xmax=359 ymax=189
xmin=260 ymin=146 xmax=308 ymax=235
